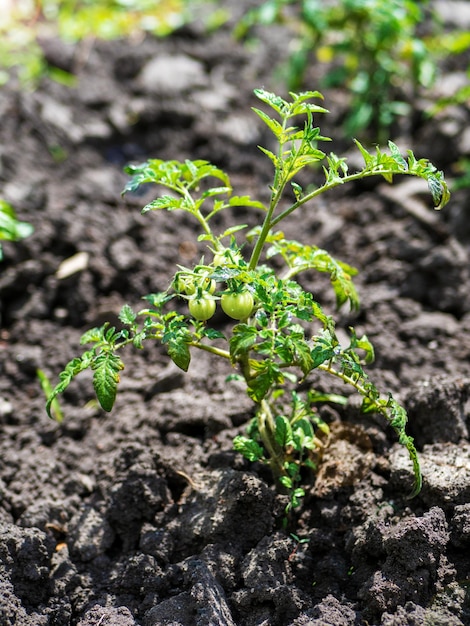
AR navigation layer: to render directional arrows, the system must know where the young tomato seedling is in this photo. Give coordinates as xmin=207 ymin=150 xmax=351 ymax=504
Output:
xmin=47 ymin=89 xmax=449 ymax=513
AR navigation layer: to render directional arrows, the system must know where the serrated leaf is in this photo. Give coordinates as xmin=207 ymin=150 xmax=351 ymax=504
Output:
xmin=349 ymin=330 xmax=375 ymax=364
xmin=292 ymin=418 xmax=315 ymax=450
xmin=201 ymin=186 xmax=232 ymax=199
xmin=141 ymin=195 xmax=182 ymax=213
xmin=354 ymin=139 xmax=374 ymax=167
xmin=293 ymin=340 xmax=314 ymax=376
xmin=311 ymin=338 xmax=336 ymax=368
xmin=119 ymin=304 xmax=137 ymax=326
xmin=275 ymin=415 xmax=293 ymax=447
xmin=80 ymin=326 xmax=106 ymax=345
xmin=253 ymin=88 xmax=287 ymax=113
xmin=248 ymin=361 xmax=284 ymax=402
xmin=427 ymin=175 xmax=445 ymax=208
xmin=45 ymin=352 xmax=94 ymax=418
xmin=92 ymin=352 xmax=124 ymax=412
xmin=257 ymin=145 xmax=279 ymax=167
xmin=202 ymin=327 xmax=226 ymax=340
xmin=289 ymin=90 xmax=324 ymax=103
xmin=167 ymin=338 xmax=191 ymax=372
xmin=388 ymin=141 xmax=408 ymax=170
xmin=229 ymin=324 xmax=258 ymax=360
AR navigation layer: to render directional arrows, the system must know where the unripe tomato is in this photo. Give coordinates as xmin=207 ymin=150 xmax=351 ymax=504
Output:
xmin=189 ymin=296 xmax=216 ymax=321
xmin=221 ymin=291 xmax=254 ymax=320
xmin=213 ymin=252 xmax=226 ymax=267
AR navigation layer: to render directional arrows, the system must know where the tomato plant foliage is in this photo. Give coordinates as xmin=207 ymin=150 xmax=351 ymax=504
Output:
xmin=47 ymin=89 xmax=450 ymax=514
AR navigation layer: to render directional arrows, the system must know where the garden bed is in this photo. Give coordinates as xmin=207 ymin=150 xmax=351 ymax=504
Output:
xmin=1 ymin=4 xmax=470 ymax=625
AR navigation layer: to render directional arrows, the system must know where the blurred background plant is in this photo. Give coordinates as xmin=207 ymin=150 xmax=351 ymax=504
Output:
xmin=0 ymin=0 xmax=224 ymax=87
xmin=426 ymin=26 xmax=470 ymax=190
xmin=0 ymin=199 xmax=34 ymax=261
xmin=235 ymin=0 xmax=470 ymax=142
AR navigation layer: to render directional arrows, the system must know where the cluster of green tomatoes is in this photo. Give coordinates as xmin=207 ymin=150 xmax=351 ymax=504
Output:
xmin=172 ymin=251 xmax=255 ymax=322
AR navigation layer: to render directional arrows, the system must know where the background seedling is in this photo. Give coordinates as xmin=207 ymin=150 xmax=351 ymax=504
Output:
xmin=236 ymin=0 xmax=438 ymax=140
xmin=0 ymin=199 xmax=34 ymax=261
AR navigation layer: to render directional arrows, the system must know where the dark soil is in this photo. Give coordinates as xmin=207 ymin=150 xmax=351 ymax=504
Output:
xmin=1 ymin=3 xmax=470 ymax=625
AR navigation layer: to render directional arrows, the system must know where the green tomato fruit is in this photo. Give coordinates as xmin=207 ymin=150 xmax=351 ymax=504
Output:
xmin=189 ymin=296 xmax=216 ymax=321
xmin=212 ymin=252 xmax=226 ymax=267
xmin=221 ymin=291 xmax=254 ymax=320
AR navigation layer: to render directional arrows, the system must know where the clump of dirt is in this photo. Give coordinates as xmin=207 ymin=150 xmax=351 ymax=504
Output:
xmin=1 ymin=3 xmax=470 ymax=625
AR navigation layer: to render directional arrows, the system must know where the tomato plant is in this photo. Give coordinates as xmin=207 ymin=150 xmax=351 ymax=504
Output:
xmin=46 ymin=89 xmax=450 ymax=517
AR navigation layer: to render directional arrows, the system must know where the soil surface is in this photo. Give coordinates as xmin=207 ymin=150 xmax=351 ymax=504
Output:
xmin=1 ymin=3 xmax=470 ymax=625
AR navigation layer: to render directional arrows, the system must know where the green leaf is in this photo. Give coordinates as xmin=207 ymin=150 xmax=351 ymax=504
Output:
xmin=92 ymin=352 xmax=124 ymax=412
xmin=0 ymin=200 xmax=34 ymax=243
xmin=233 ymin=436 xmax=264 ymax=462
xmin=274 ymin=414 xmax=292 ymax=447
xmin=311 ymin=333 xmax=337 ymax=368
xmin=38 ymin=369 xmax=64 ymax=423
xmin=252 ymin=107 xmax=284 ymax=138
xmin=46 ymin=351 xmax=95 ymax=418
xmin=119 ymin=304 xmax=137 ymax=326
xmin=268 ymin=239 xmax=359 ymax=310
xmin=354 ymin=139 xmax=374 ymax=168
xmin=201 ymin=186 xmax=232 ymax=199
xmin=293 ymin=339 xmax=314 ymax=376
xmin=229 ymin=324 xmax=258 ymax=360
xmin=202 ymin=327 xmax=226 ymax=340
xmin=167 ymin=340 xmax=190 ymax=372
xmin=349 ymin=329 xmax=375 ymax=364
xmin=253 ymin=88 xmax=287 ymax=114
xmin=279 ymin=475 xmax=293 ymax=489
xmin=141 ymin=195 xmax=185 ymax=213
xmin=388 ymin=141 xmax=408 ymax=170
xmin=80 ymin=326 xmax=106 ymax=345
xmin=427 ymin=174 xmax=447 ymax=209
xmin=248 ymin=361 xmax=284 ymax=402
xmin=142 ymin=292 xmax=172 ymax=309
xmin=292 ymin=418 xmax=315 ymax=450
